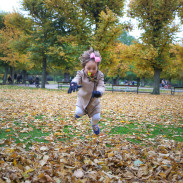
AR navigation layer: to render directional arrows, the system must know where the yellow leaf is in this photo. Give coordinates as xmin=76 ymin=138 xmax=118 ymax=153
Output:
xmin=24 ymin=169 xmax=35 ymax=174
xmin=159 ymin=172 xmax=166 ymax=178
xmin=6 ymin=129 xmax=11 ymax=132
xmin=38 ymin=173 xmax=45 ymax=179
xmin=102 ymin=165 xmax=109 ymax=171
xmin=54 ymin=132 xmax=62 ymax=136
xmin=13 ymin=159 xmax=17 ymax=166
xmin=4 ymin=148 xmax=14 ymax=154
xmin=0 ymin=160 xmax=5 ymax=164
xmin=84 ymin=159 xmax=92 ymax=165
xmin=108 ymin=152 xmax=114 ymax=158
xmin=136 ymin=136 xmax=142 ymax=140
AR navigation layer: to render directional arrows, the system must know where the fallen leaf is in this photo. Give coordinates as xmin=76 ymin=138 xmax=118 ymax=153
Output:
xmin=73 ymin=169 xmax=84 ymax=178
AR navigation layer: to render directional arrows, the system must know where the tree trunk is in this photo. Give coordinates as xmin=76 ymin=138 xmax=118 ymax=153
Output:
xmin=22 ymin=70 xmax=27 ymax=84
xmin=10 ymin=66 xmax=15 ymax=84
xmin=3 ymin=65 xmax=9 ymax=85
xmin=168 ymin=78 xmax=171 ymax=85
xmin=152 ymin=68 xmax=161 ymax=94
xmin=41 ymin=56 xmax=47 ymax=88
xmin=112 ymin=77 xmax=119 ymax=85
xmin=178 ymin=80 xmax=182 ymax=86
xmin=64 ymin=72 xmax=70 ymax=82
xmin=137 ymin=77 xmax=140 ymax=87
xmin=141 ymin=77 xmax=145 ymax=87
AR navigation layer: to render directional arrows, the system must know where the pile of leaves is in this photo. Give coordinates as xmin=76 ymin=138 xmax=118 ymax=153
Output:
xmin=0 ymin=87 xmax=182 ymax=182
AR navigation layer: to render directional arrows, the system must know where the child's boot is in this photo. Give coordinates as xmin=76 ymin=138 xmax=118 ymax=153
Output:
xmin=91 ymin=123 xmax=100 ymax=135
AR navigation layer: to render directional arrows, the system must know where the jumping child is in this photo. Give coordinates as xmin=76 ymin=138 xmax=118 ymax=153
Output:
xmin=68 ymin=48 xmax=105 ymax=135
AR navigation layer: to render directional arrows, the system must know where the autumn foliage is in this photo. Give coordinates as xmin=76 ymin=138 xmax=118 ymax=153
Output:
xmin=0 ymin=0 xmax=182 ymax=91
xmin=0 ymin=87 xmax=183 ymax=182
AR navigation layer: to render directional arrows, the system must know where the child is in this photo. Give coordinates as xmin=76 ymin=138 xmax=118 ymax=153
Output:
xmin=68 ymin=48 xmax=105 ymax=135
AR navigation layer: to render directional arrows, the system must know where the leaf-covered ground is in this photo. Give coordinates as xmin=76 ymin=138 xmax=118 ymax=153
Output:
xmin=0 ymin=86 xmax=183 ymax=183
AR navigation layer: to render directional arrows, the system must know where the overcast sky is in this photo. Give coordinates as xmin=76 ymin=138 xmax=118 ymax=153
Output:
xmin=0 ymin=0 xmax=182 ymax=43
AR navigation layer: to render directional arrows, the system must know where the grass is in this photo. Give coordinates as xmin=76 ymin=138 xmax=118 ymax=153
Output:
xmin=0 ymin=86 xmax=182 ymax=150
xmin=0 ymin=122 xmax=51 ymax=150
xmin=109 ymin=121 xmax=183 ymax=142
xmin=1 ymin=117 xmax=182 ymax=148
xmin=0 ymin=115 xmax=91 ymax=149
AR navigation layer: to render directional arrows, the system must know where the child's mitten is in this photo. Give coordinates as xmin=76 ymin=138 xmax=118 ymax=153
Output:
xmin=68 ymin=82 xmax=82 ymax=93
xmin=92 ymin=91 xmax=101 ymax=98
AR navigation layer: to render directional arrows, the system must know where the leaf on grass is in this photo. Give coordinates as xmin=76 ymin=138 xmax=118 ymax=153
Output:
xmin=0 ymin=89 xmax=183 ymax=182
xmin=40 ymin=155 xmax=49 ymax=166
xmin=40 ymin=146 xmax=48 ymax=151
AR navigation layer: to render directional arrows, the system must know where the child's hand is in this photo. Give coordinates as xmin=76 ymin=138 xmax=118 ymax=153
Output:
xmin=92 ymin=91 xmax=101 ymax=98
xmin=68 ymin=82 xmax=82 ymax=93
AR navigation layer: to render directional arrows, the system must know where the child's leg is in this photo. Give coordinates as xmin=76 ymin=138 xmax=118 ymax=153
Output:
xmin=75 ymin=106 xmax=85 ymax=118
xmin=91 ymin=113 xmax=100 ymax=125
xmin=91 ymin=113 xmax=100 ymax=135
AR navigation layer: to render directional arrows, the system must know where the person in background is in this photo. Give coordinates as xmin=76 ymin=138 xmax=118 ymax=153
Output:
xmin=8 ymin=75 xmax=12 ymax=84
xmin=35 ymin=75 xmax=40 ymax=88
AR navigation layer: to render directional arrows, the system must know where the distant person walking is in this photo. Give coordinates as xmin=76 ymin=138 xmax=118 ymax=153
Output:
xmin=35 ymin=75 xmax=40 ymax=88
xmin=8 ymin=75 xmax=12 ymax=84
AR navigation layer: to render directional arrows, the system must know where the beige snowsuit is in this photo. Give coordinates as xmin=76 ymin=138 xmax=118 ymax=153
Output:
xmin=72 ymin=69 xmax=105 ymax=117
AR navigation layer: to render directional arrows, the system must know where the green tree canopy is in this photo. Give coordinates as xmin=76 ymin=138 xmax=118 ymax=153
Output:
xmin=128 ymin=0 xmax=183 ymax=94
xmin=118 ymin=31 xmax=136 ymax=46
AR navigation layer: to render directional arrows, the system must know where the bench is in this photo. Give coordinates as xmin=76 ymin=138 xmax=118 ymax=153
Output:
xmin=57 ymin=81 xmax=70 ymax=89
xmin=112 ymin=84 xmax=139 ymax=94
xmin=171 ymin=87 xmax=183 ymax=95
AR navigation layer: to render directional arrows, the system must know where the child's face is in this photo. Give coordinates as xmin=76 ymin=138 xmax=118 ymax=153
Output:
xmin=84 ymin=61 xmax=98 ymax=77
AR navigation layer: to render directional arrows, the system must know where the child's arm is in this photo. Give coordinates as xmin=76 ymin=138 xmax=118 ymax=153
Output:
xmin=96 ymin=72 xmax=105 ymax=95
xmin=68 ymin=71 xmax=82 ymax=94
xmin=71 ymin=71 xmax=82 ymax=85
xmin=92 ymin=72 xmax=105 ymax=98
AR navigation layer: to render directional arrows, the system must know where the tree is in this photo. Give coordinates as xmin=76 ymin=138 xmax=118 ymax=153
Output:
xmin=118 ymin=31 xmax=136 ymax=46
xmin=161 ymin=43 xmax=183 ymax=84
xmin=0 ymin=12 xmax=33 ymax=84
xmin=90 ymin=7 xmax=131 ymax=72
xmin=44 ymin=0 xmax=90 ymax=81
xmin=129 ymin=43 xmax=155 ymax=86
xmin=22 ymin=0 xmax=91 ymax=86
xmin=128 ymin=0 xmax=183 ymax=94
xmin=20 ymin=0 xmax=129 ymax=85
xmin=52 ymin=0 xmax=128 ymax=70
xmin=106 ymin=42 xmax=131 ymax=84
xmin=36 ymin=0 xmax=128 ymax=81
xmin=0 ymin=12 xmax=9 ymax=84
xmin=77 ymin=0 xmax=125 ymax=27
xmin=22 ymin=0 xmax=59 ymax=88
xmin=72 ymin=1 xmax=132 ymax=76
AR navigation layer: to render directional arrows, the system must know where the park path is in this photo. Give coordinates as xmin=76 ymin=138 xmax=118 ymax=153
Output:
xmin=16 ymin=83 xmax=173 ymax=95
xmin=18 ymin=83 xmax=61 ymax=89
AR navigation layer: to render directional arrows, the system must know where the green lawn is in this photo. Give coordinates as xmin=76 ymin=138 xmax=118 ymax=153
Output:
xmin=0 ymin=86 xmax=183 ymax=182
